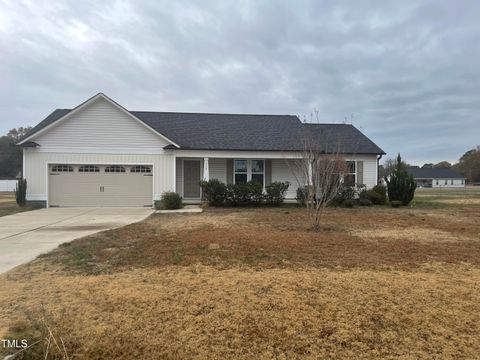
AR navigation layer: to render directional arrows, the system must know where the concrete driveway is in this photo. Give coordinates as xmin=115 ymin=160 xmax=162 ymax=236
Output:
xmin=0 ymin=207 xmax=154 ymax=273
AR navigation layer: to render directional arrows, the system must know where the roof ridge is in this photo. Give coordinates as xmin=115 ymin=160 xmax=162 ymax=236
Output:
xmin=131 ymin=110 xmax=298 ymax=117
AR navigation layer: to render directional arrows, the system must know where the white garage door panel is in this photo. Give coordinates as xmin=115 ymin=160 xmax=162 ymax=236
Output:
xmin=49 ymin=165 xmax=153 ymax=207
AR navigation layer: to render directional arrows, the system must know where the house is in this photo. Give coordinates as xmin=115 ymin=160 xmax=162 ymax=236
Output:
xmin=17 ymin=93 xmax=385 ymax=207
xmin=407 ymin=167 xmax=466 ymax=188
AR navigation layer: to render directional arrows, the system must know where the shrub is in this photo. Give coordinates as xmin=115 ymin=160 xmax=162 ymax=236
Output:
xmin=390 ymin=200 xmax=403 ymax=208
xmin=199 ymin=179 xmax=227 ymax=206
xmin=296 ymin=186 xmax=308 ymax=207
xmin=372 ymin=185 xmax=387 ymax=205
xmin=330 ymin=186 xmax=356 ymax=207
xmin=359 ymin=189 xmax=383 ymax=205
xmin=265 ymin=181 xmax=290 ymax=206
xmin=385 ymin=154 xmax=417 ymax=205
xmin=15 ymin=178 xmax=27 ymax=207
xmin=359 ymin=198 xmax=373 ymax=206
xmin=159 ymin=192 xmax=183 ymax=210
xmin=248 ymin=181 xmax=264 ymax=206
xmin=341 ymin=199 xmax=356 ymax=208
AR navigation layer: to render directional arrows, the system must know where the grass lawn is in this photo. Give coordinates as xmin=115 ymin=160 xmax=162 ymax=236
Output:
xmin=1 ymin=188 xmax=480 ymax=358
xmin=0 ymin=192 xmax=37 ymax=217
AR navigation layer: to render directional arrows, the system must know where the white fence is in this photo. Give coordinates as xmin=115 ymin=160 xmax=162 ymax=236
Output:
xmin=0 ymin=180 xmax=17 ymax=192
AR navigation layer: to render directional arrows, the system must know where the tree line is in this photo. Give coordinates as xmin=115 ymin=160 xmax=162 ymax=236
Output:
xmin=0 ymin=127 xmax=32 ymax=178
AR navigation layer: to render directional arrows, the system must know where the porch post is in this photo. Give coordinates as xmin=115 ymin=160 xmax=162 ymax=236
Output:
xmin=307 ymin=160 xmax=313 ymax=185
xmin=203 ymin=157 xmax=209 ymax=181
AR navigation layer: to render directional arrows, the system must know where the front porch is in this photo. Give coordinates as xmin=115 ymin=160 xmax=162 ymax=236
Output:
xmin=174 ymin=157 xmax=300 ymax=203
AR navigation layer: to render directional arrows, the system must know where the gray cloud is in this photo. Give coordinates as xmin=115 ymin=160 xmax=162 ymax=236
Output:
xmin=1 ymin=0 xmax=479 ymax=165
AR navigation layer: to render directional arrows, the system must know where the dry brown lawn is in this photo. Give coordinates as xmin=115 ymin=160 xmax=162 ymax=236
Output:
xmin=0 ymin=192 xmax=37 ymax=217
xmin=1 ymin=188 xmax=480 ymax=359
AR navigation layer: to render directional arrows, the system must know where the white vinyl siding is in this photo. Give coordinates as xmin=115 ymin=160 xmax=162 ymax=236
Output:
xmin=32 ymin=97 xmax=169 ymax=153
xmin=23 ymin=150 xmax=174 ymax=203
xmin=209 ymin=158 xmax=227 ymax=183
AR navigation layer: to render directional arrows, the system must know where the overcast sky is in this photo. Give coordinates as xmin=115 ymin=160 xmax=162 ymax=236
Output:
xmin=1 ymin=0 xmax=479 ymax=165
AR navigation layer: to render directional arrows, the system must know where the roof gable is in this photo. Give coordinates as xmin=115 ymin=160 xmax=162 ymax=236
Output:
xmin=18 ymin=93 xmax=178 ymax=147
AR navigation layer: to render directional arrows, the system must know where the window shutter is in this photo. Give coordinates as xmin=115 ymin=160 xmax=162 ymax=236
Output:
xmin=265 ymin=160 xmax=272 ymax=186
xmin=226 ymin=159 xmax=233 ymax=184
xmin=357 ymin=161 xmax=364 ymax=185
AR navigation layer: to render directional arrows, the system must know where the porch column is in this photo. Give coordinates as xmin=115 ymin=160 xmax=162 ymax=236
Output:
xmin=203 ymin=157 xmax=209 ymax=181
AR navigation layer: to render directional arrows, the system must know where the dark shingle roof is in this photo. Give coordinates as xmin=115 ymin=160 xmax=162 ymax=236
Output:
xmin=407 ymin=167 xmax=465 ymax=179
xmin=20 ymin=108 xmax=385 ymax=154
xmin=20 ymin=109 xmax=71 ymax=142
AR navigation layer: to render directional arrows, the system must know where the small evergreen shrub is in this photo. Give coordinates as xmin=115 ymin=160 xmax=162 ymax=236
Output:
xmin=265 ymin=181 xmax=290 ymax=206
xmin=296 ymin=186 xmax=309 ymax=207
xmin=330 ymin=186 xmax=356 ymax=207
xmin=359 ymin=198 xmax=373 ymax=206
xmin=385 ymin=154 xmax=417 ymax=205
xmin=372 ymin=185 xmax=387 ymax=205
xmin=359 ymin=189 xmax=383 ymax=205
xmin=15 ymin=178 xmax=27 ymax=207
xmin=159 ymin=192 xmax=183 ymax=210
xmin=248 ymin=181 xmax=264 ymax=206
xmin=199 ymin=179 xmax=227 ymax=205
xmin=390 ymin=200 xmax=403 ymax=208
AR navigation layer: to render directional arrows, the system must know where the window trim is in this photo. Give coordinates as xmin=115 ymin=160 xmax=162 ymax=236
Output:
xmin=343 ymin=160 xmax=357 ymax=187
xmin=233 ymin=159 xmax=265 ymax=187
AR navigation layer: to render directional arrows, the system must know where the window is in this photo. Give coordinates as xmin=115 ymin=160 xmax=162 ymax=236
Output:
xmin=105 ymin=165 xmax=125 ymax=173
xmin=234 ymin=160 xmax=248 ymax=184
xmin=251 ymin=160 xmax=264 ymax=186
xmin=131 ymin=166 xmax=151 ymax=173
xmin=343 ymin=161 xmax=356 ymax=186
xmin=52 ymin=165 xmax=73 ymax=172
xmin=79 ymin=165 xmax=99 ymax=172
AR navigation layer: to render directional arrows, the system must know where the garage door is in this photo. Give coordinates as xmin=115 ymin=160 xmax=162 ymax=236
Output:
xmin=48 ymin=164 xmax=153 ymax=207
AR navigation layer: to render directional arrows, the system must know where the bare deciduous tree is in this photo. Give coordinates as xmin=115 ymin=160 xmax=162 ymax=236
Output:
xmin=290 ymin=130 xmax=347 ymax=231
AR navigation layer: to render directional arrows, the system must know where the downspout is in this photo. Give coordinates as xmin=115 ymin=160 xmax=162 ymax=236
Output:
xmin=377 ymin=154 xmax=383 ymax=185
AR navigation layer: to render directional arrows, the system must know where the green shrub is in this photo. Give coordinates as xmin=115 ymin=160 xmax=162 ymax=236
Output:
xmin=390 ymin=200 xmax=403 ymax=208
xmin=159 ymin=192 xmax=183 ymax=209
xmin=359 ymin=189 xmax=383 ymax=205
xmin=385 ymin=154 xmax=417 ymax=205
xmin=15 ymin=178 xmax=27 ymax=207
xmin=341 ymin=199 xmax=356 ymax=208
xmin=199 ymin=179 xmax=227 ymax=205
xmin=265 ymin=181 xmax=290 ymax=206
xmin=359 ymin=198 xmax=373 ymax=206
xmin=296 ymin=186 xmax=308 ymax=207
xmin=372 ymin=185 xmax=387 ymax=205
xmin=330 ymin=186 xmax=356 ymax=207
xmin=224 ymin=181 xmax=263 ymax=206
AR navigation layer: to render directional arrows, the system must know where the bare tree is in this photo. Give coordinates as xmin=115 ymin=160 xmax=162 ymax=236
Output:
xmin=291 ymin=130 xmax=347 ymax=231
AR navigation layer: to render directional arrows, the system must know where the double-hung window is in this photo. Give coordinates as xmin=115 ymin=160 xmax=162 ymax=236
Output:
xmin=251 ymin=160 xmax=264 ymax=187
xmin=234 ymin=160 xmax=248 ymax=184
xmin=343 ymin=161 xmax=356 ymax=186
xmin=234 ymin=159 xmax=265 ymax=187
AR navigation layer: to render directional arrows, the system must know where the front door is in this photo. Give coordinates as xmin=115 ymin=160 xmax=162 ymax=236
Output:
xmin=183 ymin=160 xmax=201 ymax=198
